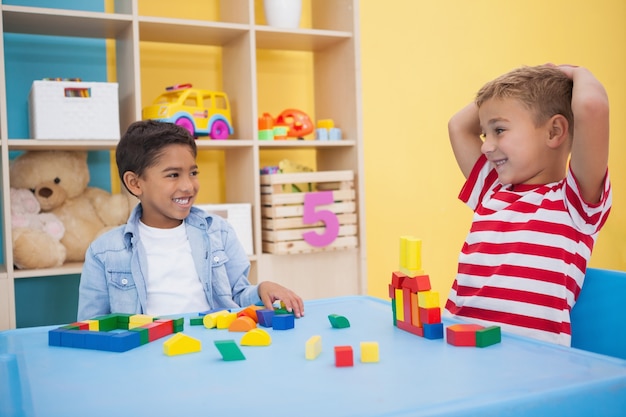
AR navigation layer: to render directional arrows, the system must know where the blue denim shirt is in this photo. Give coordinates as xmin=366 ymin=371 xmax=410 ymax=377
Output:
xmin=77 ymin=204 xmax=259 ymax=321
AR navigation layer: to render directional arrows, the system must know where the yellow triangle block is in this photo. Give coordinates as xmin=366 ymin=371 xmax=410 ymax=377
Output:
xmin=163 ymin=333 xmax=202 ymax=356
xmin=240 ymin=328 xmax=272 ymax=346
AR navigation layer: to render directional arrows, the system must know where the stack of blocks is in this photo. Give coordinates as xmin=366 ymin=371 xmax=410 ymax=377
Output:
xmin=389 ymin=236 xmax=444 ymax=340
xmin=48 ymin=314 xmax=184 ymax=353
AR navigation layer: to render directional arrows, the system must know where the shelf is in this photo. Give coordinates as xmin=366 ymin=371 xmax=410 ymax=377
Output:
xmin=7 ymin=139 xmax=255 ymax=151
xmin=2 ymin=5 xmax=132 ymax=39
xmin=258 ymin=140 xmax=355 ymax=149
xmin=255 ymin=26 xmax=351 ymax=51
xmin=12 ymin=262 xmax=83 ymax=279
xmin=138 ymin=17 xmax=249 ymax=46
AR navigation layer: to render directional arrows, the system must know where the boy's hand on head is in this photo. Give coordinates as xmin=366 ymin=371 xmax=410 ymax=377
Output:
xmin=258 ymin=281 xmax=305 ymax=318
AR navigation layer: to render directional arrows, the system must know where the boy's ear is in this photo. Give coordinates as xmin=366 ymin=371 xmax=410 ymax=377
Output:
xmin=123 ymin=171 xmax=142 ymax=196
xmin=546 ymin=114 xmax=569 ymax=148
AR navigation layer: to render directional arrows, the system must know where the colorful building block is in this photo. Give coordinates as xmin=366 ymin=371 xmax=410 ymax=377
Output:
xmin=48 ymin=313 xmax=183 ymax=353
xmin=305 ymin=335 xmax=322 ymax=360
xmin=273 ymin=314 xmax=295 ymax=330
xmin=417 ymin=291 xmax=440 ymax=309
xmin=163 ymin=333 xmax=201 ymax=356
xmin=328 ymin=314 xmax=350 ymax=329
xmin=228 ymin=316 xmax=257 ymax=332
xmin=240 ymin=328 xmax=272 ymax=346
xmin=476 ymin=326 xmax=502 ymax=348
xmin=214 ymin=340 xmax=246 ymax=361
xmin=446 ymin=324 xmax=485 ymax=346
xmin=334 ymin=345 xmax=354 ymax=367
xmin=216 ymin=312 xmax=238 ymax=329
xmin=256 ymin=309 xmax=275 ymax=327
xmin=360 ymin=341 xmax=379 ymax=363
xmin=203 ymin=310 xmax=229 ymax=329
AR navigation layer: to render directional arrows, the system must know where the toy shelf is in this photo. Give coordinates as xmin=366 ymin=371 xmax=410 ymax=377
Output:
xmin=0 ymin=0 xmax=365 ymax=329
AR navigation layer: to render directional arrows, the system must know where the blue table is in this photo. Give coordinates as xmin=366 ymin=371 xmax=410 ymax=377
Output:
xmin=1 ymin=296 xmax=626 ymax=417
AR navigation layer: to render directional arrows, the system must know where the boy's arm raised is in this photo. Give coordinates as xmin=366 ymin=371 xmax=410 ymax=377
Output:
xmin=448 ymin=102 xmax=485 ymax=179
xmin=560 ymin=65 xmax=610 ymax=203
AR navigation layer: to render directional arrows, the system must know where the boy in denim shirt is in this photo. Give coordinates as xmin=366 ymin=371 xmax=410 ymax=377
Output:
xmin=78 ymin=120 xmax=304 ymax=320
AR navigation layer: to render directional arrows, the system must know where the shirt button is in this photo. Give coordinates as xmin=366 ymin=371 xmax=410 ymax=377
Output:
xmin=213 ymin=256 xmax=220 ymax=263
xmin=121 ymin=278 xmax=128 ymax=285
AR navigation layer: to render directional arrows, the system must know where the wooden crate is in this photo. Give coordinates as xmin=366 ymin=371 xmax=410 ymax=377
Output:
xmin=260 ymin=170 xmax=358 ymax=254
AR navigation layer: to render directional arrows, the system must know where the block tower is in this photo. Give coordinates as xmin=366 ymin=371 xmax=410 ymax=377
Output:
xmin=389 ymin=236 xmax=443 ymax=339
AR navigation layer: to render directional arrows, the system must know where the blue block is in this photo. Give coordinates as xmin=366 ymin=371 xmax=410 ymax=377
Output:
xmin=256 ymin=309 xmax=275 ymax=327
xmin=84 ymin=332 xmax=112 ymax=351
xmin=61 ymin=330 xmax=87 ymax=348
xmin=48 ymin=329 xmax=65 ymax=347
xmin=109 ymin=331 xmax=141 ymax=352
xmin=423 ymin=322 xmax=444 ymax=340
xmin=272 ymin=314 xmax=295 ymax=330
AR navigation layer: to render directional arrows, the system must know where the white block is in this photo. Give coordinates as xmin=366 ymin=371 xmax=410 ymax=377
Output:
xmin=29 ymin=80 xmax=120 ymax=140
xmin=195 ymin=204 xmax=254 ymax=256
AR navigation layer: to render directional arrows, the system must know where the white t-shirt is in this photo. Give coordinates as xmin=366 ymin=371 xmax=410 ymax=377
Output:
xmin=138 ymin=221 xmax=210 ymax=316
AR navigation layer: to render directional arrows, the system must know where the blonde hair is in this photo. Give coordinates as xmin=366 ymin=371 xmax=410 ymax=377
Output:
xmin=476 ymin=66 xmax=574 ymax=130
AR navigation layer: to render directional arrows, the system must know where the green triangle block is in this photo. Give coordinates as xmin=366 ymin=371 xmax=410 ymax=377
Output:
xmin=214 ymin=340 xmax=246 ymax=361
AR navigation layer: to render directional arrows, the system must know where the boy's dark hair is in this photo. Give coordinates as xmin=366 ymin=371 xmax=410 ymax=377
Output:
xmin=116 ymin=120 xmax=197 ymax=192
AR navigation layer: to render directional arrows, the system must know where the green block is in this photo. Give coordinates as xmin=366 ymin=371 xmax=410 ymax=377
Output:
xmin=190 ymin=317 xmax=204 ymax=326
xmin=93 ymin=314 xmax=122 ymax=332
xmin=328 ymin=314 xmax=350 ymax=329
xmin=391 ymin=299 xmax=397 ymax=326
xmin=476 ymin=326 xmax=501 ymax=348
xmin=214 ymin=340 xmax=246 ymax=361
xmin=129 ymin=327 xmax=150 ymax=345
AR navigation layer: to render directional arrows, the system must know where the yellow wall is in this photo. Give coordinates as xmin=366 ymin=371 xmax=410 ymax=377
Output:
xmin=360 ymin=0 xmax=626 ymax=303
xmin=111 ymin=1 xmax=626 ymax=305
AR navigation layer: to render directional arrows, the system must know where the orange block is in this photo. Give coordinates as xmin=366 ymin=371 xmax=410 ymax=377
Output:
xmin=229 ymin=316 xmax=257 ymax=332
xmin=237 ymin=306 xmax=261 ymax=323
xmin=410 ymin=293 xmax=421 ymax=328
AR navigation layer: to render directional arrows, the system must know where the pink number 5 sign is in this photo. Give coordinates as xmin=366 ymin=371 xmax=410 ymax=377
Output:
xmin=302 ymin=191 xmax=339 ymax=247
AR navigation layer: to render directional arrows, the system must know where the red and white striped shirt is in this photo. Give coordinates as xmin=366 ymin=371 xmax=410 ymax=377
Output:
xmin=445 ymin=154 xmax=612 ymax=346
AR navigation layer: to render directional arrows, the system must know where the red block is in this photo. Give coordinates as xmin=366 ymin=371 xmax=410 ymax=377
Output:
xmin=401 ymin=274 xmax=432 ymax=292
xmin=397 ymin=320 xmax=424 ymax=337
xmin=391 ymin=271 xmax=407 ymax=289
xmin=334 ymin=345 xmax=354 ymax=367
xmin=419 ymin=307 xmax=441 ymax=324
xmin=446 ymin=324 xmax=484 ymax=346
xmin=144 ymin=320 xmax=173 ymax=342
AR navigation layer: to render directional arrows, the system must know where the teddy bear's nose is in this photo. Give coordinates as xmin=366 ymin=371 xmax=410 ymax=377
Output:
xmin=38 ymin=187 xmax=53 ymax=199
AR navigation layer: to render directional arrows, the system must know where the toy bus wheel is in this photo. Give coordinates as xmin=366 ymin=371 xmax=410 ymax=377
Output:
xmin=175 ymin=117 xmax=195 ymax=137
xmin=209 ymin=120 xmax=229 ymax=140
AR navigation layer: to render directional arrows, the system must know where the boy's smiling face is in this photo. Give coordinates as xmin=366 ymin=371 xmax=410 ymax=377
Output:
xmin=478 ymin=97 xmax=558 ymax=186
xmin=129 ymin=143 xmax=199 ymax=229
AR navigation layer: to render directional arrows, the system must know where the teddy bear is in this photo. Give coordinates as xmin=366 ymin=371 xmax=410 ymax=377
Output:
xmin=10 ymin=187 xmax=67 ymax=269
xmin=9 ymin=150 xmax=138 ymax=266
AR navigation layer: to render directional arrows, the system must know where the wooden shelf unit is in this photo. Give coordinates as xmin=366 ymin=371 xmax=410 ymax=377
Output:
xmin=0 ymin=0 xmax=366 ymax=330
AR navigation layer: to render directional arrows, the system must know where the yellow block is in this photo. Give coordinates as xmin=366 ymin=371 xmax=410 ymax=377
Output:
xmin=240 ymin=328 xmax=272 ymax=346
xmin=129 ymin=314 xmax=154 ymax=329
xmin=360 ymin=341 xmax=379 ymax=363
xmin=395 ymin=288 xmax=405 ymax=322
xmin=216 ymin=312 xmax=238 ymax=329
xmin=85 ymin=320 xmax=99 ymax=331
xmin=405 ymin=236 xmax=422 ymax=271
xmin=305 ymin=335 xmax=322 ymax=360
xmin=417 ymin=291 xmax=440 ymax=309
xmin=163 ymin=333 xmax=202 ymax=356
xmin=203 ymin=310 xmax=229 ymax=329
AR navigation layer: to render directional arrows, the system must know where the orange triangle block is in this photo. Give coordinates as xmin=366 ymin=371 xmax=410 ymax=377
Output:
xmin=228 ymin=316 xmax=257 ymax=332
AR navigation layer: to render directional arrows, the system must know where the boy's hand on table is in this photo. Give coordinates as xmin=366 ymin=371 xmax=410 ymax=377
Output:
xmin=258 ymin=281 xmax=305 ymax=318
